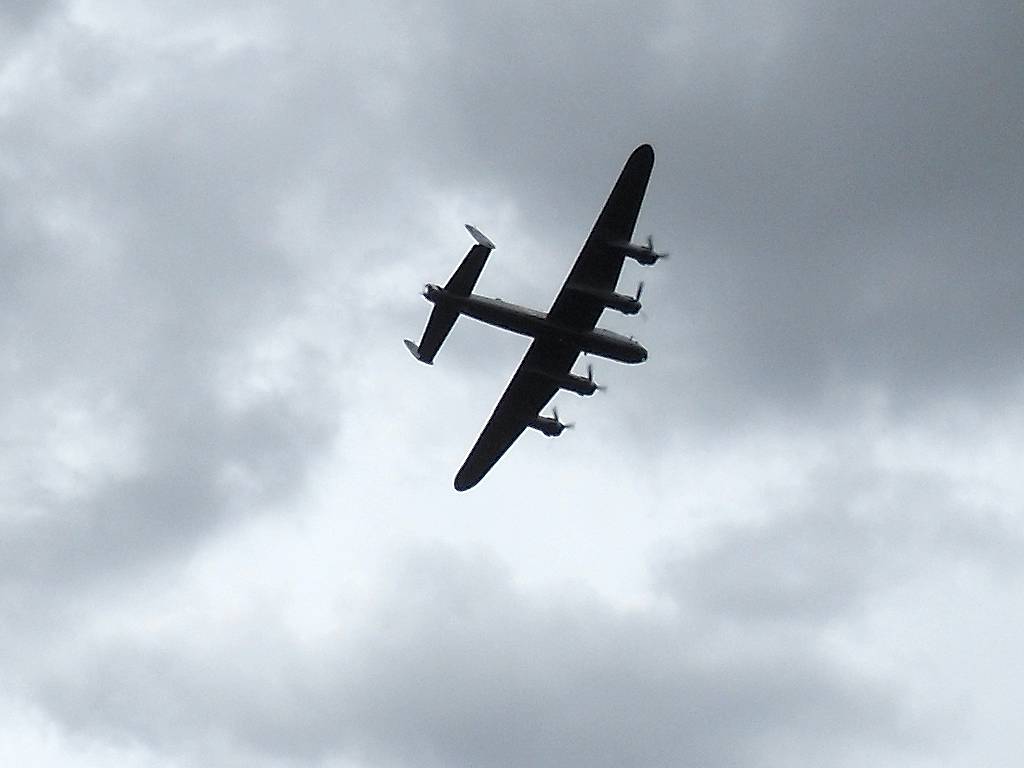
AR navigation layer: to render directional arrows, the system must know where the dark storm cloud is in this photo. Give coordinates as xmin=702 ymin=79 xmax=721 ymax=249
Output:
xmin=35 ymin=545 xmax=927 ymax=768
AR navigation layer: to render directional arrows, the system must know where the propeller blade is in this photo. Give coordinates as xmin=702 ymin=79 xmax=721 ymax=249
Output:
xmin=552 ymin=406 xmax=559 ymax=422
xmin=646 ymin=235 xmax=669 ymax=261
xmin=636 ymin=281 xmax=644 ymax=300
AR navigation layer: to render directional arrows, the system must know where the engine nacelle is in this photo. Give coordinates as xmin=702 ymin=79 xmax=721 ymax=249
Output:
xmin=527 ymin=408 xmax=574 ymax=437
xmin=612 ymin=235 xmax=668 ymax=266
xmin=570 ymin=283 xmax=642 ymax=315
xmin=527 ymin=415 xmax=566 ymax=436
xmin=529 ymin=368 xmax=601 ymax=396
xmin=602 ymin=291 xmax=641 ymax=315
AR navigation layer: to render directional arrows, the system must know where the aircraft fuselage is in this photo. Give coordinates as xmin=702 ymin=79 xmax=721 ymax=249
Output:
xmin=424 ymin=284 xmax=647 ymax=364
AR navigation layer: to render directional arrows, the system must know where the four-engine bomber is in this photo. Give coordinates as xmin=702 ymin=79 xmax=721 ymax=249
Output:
xmin=405 ymin=143 xmax=661 ymax=490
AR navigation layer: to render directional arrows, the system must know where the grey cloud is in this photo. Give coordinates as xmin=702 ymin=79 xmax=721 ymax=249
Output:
xmin=1 ymin=382 xmax=332 ymax=593
xmin=35 ymin=545 xmax=924 ymax=768
xmin=390 ymin=0 xmax=1024 ymax=423
xmin=657 ymin=466 xmax=1024 ymax=624
xmin=2 ymin=2 xmax=1022 ymax=765
xmin=0 ymin=14 xmax=374 ymax=597
xmin=0 ymin=0 xmax=62 ymax=31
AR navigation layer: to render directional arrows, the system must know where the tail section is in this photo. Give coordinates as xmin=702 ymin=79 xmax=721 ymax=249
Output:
xmin=444 ymin=233 xmax=493 ymax=295
xmin=405 ymin=225 xmax=495 ymax=365
xmin=465 ymin=224 xmax=496 ymax=249
xmin=403 ymin=338 xmax=431 ymax=364
xmin=404 ymin=303 xmax=458 ymax=364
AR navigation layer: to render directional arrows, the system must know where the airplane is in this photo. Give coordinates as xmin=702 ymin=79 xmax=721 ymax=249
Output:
xmin=405 ymin=144 xmax=664 ymax=491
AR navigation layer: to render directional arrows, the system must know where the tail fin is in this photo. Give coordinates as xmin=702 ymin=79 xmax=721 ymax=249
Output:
xmin=404 ymin=339 xmax=431 ymax=363
xmin=465 ymin=224 xmax=496 ymax=249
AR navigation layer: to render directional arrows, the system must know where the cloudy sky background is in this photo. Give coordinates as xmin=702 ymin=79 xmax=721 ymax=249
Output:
xmin=2 ymin=0 xmax=1022 ymax=765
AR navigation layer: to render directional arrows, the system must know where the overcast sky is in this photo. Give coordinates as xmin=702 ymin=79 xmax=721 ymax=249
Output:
xmin=2 ymin=1 xmax=1023 ymax=766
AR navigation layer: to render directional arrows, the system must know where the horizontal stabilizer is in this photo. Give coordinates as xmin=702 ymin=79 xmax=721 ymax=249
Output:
xmin=444 ymin=243 xmax=490 ymax=296
xmin=407 ymin=304 xmax=459 ymax=364
xmin=465 ymin=224 xmax=496 ymax=250
xmin=404 ymin=339 xmax=432 ymax=364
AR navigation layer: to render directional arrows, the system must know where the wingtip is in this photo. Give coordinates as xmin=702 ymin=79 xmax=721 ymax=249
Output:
xmin=453 ymin=466 xmax=481 ymax=491
xmin=633 ymin=143 xmax=655 ymax=162
xmin=404 ymin=339 xmax=432 ymax=364
xmin=465 ymin=224 xmax=496 ymax=250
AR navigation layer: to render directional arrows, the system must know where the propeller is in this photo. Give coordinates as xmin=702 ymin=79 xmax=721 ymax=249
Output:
xmin=646 ymin=235 xmax=669 ymax=260
xmin=587 ymin=364 xmax=606 ymax=393
xmin=635 ymin=281 xmax=652 ymax=322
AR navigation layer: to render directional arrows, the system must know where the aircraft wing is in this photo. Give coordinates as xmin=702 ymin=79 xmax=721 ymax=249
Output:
xmin=546 ymin=143 xmax=655 ymax=330
xmin=454 ymin=339 xmax=579 ymax=491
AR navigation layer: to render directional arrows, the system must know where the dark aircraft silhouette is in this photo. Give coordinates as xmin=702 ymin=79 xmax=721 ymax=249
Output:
xmin=405 ymin=144 xmax=663 ymax=491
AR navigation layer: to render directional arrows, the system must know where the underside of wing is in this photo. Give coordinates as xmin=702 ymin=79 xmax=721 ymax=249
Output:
xmin=454 ymin=340 xmax=580 ymax=491
xmin=547 ymin=144 xmax=655 ymax=330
